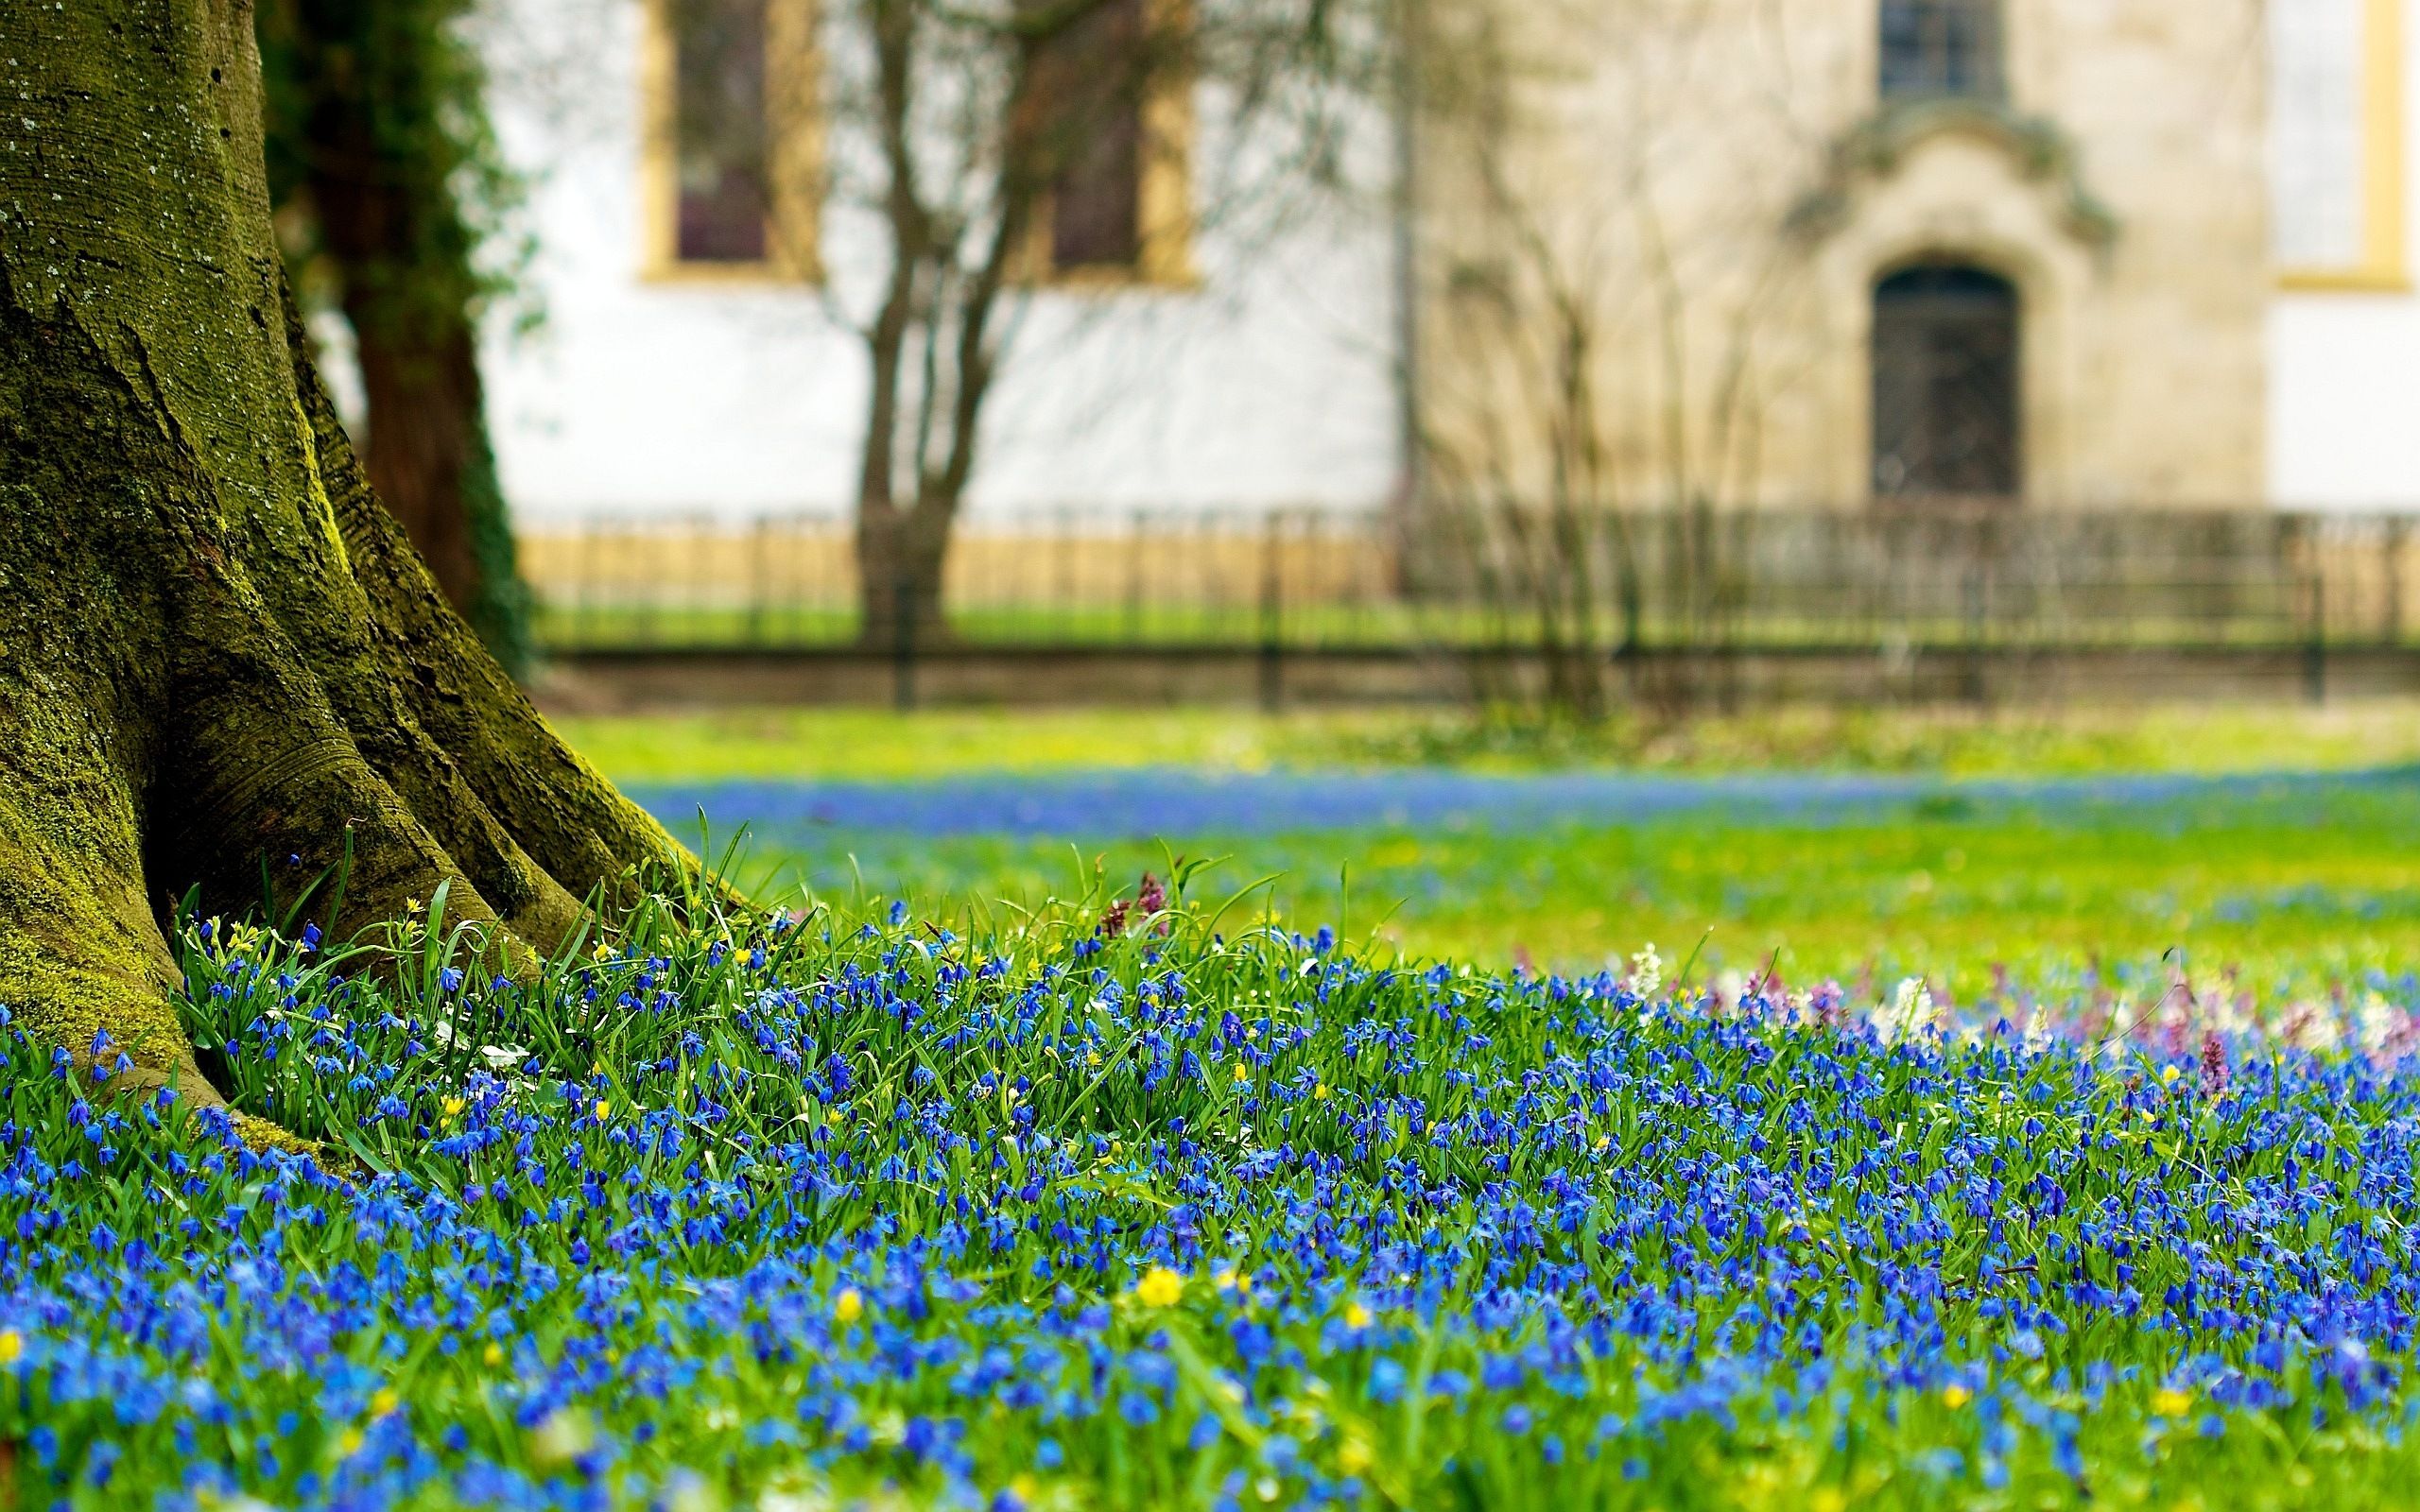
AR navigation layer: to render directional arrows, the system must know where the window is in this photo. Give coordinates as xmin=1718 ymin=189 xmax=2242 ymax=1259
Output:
xmin=1872 ymin=265 xmax=2021 ymax=502
xmin=2273 ymin=0 xmax=2407 ymax=288
xmin=1022 ymin=0 xmax=1194 ymax=284
xmin=1046 ymin=0 xmax=1148 ymax=269
xmin=642 ymin=0 xmax=821 ymax=279
xmin=1878 ymin=0 xmax=2004 ymax=103
xmin=674 ymin=0 xmax=769 ymax=262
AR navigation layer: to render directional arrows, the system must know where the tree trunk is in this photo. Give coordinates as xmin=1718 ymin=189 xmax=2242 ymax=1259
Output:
xmin=347 ymin=315 xmax=532 ymax=677
xmin=264 ymin=0 xmax=536 ymax=678
xmin=0 ymin=0 xmax=700 ymax=1128
xmin=856 ymin=500 xmax=957 ymax=649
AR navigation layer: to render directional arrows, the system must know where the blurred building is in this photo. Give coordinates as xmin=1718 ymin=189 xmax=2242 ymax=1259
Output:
xmin=2273 ymin=0 xmax=2420 ymax=507
xmin=475 ymin=0 xmax=1407 ymax=526
xmin=1416 ymin=0 xmax=2415 ymax=513
xmin=472 ymin=0 xmax=2418 ymax=524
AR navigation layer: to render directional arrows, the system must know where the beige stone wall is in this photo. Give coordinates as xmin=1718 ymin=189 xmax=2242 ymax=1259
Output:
xmin=1414 ymin=0 xmax=2270 ymax=509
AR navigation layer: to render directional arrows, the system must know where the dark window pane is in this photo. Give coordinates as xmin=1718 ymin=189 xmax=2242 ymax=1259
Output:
xmin=1873 ymin=265 xmax=2021 ymax=501
xmin=1878 ymin=0 xmax=2003 ymax=102
xmin=674 ymin=0 xmax=769 ymax=263
xmin=1043 ymin=0 xmax=1148 ymax=270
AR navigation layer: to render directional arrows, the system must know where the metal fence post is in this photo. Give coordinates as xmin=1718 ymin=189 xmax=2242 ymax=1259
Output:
xmin=2305 ymin=562 xmax=2327 ymax=707
xmin=893 ymin=573 xmax=918 ymax=713
xmin=1962 ymin=563 xmax=1987 ymax=706
xmin=746 ymin=514 xmax=771 ymax=648
xmin=2385 ymin=517 xmax=2407 ymax=647
xmin=1258 ymin=512 xmax=1285 ymax=713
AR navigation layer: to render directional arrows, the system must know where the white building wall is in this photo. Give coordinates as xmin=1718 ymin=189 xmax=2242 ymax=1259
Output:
xmin=476 ymin=0 xmax=1406 ymax=526
xmin=2269 ymin=2 xmax=2420 ymax=509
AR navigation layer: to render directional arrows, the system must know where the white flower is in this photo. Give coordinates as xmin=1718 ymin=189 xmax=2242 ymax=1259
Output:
xmin=1626 ymin=943 xmax=1664 ymax=999
xmin=1876 ymin=978 xmax=1935 ymax=1043
xmin=2358 ymin=992 xmax=2402 ymax=1059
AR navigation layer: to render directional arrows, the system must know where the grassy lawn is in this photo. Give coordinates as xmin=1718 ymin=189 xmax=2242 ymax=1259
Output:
xmin=560 ymin=702 xmax=2420 ymax=997
xmin=19 ymin=873 xmax=2420 ymax=1508
xmin=14 ymin=705 xmax=2419 ymax=1508
xmin=554 ymin=700 xmax=2420 ymax=782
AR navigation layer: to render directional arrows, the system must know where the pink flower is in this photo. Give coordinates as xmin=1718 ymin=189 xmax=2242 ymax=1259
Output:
xmin=2199 ymin=1031 xmax=2229 ymax=1101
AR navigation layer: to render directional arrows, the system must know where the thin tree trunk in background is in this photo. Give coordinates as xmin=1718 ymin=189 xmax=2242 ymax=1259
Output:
xmin=263 ymin=0 xmax=535 ymax=677
xmin=855 ymin=499 xmax=959 ymax=648
xmin=350 ymin=319 xmax=487 ymax=623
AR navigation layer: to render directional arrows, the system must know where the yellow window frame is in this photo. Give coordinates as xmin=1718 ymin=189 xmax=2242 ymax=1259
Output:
xmin=2280 ymin=0 xmax=2409 ymax=292
xmin=1012 ymin=0 xmax=1201 ymax=290
xmin=638 ymin=0 xmax=825 ymax=284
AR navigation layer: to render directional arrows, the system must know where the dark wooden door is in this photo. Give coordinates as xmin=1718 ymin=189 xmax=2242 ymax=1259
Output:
xmin=1872 ymin=265 xmax=2021 ymax=502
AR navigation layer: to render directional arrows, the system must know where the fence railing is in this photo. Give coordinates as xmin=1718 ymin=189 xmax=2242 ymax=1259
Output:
xmin=517 ymin=506 xmax=2420 ymax=657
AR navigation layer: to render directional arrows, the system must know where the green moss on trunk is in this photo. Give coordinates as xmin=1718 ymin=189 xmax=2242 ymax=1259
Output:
xmin=0 ymin=0 xmax=720 ymax=1130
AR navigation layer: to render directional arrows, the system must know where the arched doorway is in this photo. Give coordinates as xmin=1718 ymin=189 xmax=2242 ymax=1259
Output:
xmin=1871 ymin=264 xmax=2021 ymax=502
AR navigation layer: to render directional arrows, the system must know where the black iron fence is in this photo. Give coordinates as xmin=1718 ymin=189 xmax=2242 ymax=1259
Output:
xmin=522 ymin=506 xmax=2419 ymax=656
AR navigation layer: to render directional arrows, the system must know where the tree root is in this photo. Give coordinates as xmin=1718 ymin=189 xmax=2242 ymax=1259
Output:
xmin=0 ymin=84 xmax=727 ymax=1151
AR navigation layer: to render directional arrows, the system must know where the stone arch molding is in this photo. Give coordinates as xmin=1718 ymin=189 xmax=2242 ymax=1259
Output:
xmin=1787 ymin=102 xmax=2120 ymax=505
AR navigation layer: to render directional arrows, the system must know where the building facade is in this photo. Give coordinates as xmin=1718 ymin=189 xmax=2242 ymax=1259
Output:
xmin=475 ymin=0 xmax=1407 ymax=526
xmin=469 ymin=0 xmax=2416 ymax=525
xmin=2272 ymin=0 xmax=2419 ymax=507
xmin=1413 ymin=0 xmax=2292 ymax=512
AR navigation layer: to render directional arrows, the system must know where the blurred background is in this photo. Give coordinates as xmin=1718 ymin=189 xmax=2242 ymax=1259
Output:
xmin=259 ymin=0 xmax=2420 ymax=991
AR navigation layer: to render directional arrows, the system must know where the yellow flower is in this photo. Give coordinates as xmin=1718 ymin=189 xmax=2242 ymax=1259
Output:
xmin=835 ymin=1287 xmax=865 ymax=1325
xmin=594 ymin=1100 xmax=612 ymax=1122
xmin=1233 ymin=1062 xmax=1250 ymax=1084
xmin=2152 ymin=1387 xmax=2193 ymax=1417
xmin=2162 ymin=1064 xmax=2183 ymax=1085
xmin=0 ymin=1330 xmax=21 ymax=1365
xmin=482 ymin=1341 xmax=505 ymax=1367
xmin=1343 ymin=1301 xmax=1373 ymax=1329
xmin=441 ymin=1096 xmax=466 ymax=1119
xmin=1134 ymin=1266 xmax=1186 ymax=1308
xmin=370 ymin=1386 xmax=400 ymax=1418
xmin=1942 ymin=1383 xmax=1973 ymax=1409
xmin=1337 ymin=1437 xmax=1373 ymax=1476
xmin=1086 ymin=1050 xmax=1101 ymax=1068
xmin=1314 ymin=1083 xmax=1330 ymax=1101
xmin=337 ymin=1427 xmax=365 ymax=1459
xmin=1808 ymin=1490 xmax=1847 ymax=1512
xmin=591 ymin=939 xmax=613 ymax=961
xmin=1594 ymin=1134 xmax=1611 ymax=1153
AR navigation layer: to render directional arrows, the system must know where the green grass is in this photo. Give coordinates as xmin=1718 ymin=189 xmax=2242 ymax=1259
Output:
xmin=12 ymin=885 xmax=2420 ymax=1508
xmin=552 ymin=700 xmax=2420 ymax=783
xmin=697 ymin=784 xmax=2420 ymax=1002
xmin=557 ymin=703 xmax=2420 ymax=996
xmin=532 ymin=600 xmax=2370 ymax=653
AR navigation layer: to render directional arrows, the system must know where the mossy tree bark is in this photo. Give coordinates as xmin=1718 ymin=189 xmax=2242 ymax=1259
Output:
xmin=0 ymin=0 xmax=702 ymax=1119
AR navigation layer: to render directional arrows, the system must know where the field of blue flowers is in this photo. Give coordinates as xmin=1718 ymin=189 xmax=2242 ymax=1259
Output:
xmin=7 ymin=874 xmax=2420 ymax=1510
xmin=631 ymin=764 xmax=2420 ymax=997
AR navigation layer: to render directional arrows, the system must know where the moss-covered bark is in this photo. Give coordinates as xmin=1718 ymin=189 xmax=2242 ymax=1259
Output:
xmin=0 ymin=0 xmax=706 ymax=1124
